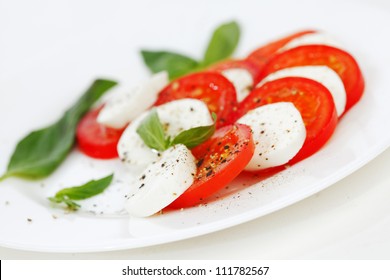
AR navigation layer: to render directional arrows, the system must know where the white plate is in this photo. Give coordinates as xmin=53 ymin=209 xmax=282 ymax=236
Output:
xmin=1 ymin=0 xmax=390 ymax=252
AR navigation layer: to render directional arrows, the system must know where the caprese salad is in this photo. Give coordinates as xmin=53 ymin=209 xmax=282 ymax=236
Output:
xmin=0 ymin=22 xmax=364 ymax=218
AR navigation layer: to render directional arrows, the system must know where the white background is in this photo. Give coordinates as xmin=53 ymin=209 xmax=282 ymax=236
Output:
xmin=1 ymin=0 xmax=390 ymax=259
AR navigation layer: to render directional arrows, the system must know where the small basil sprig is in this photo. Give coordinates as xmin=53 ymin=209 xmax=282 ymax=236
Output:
xmin=136 ymin=108 xmax=216 ymax=151
xmin=0 ymin=79 xmax=117 ymax=181
xmin=203 ymin=21 xmax=240 ymax=67
xmin=48 ymin=174 xmax=113 ymax=211
xmin=170 ymin=120 xmax=216 ymax=149
xmin=141 ymin=21 xmax=240 ymax=80
xmin=140 ymin=51 xmax=199 ymax=80
xmin=135 ymin=108 xmax=170 ymax=151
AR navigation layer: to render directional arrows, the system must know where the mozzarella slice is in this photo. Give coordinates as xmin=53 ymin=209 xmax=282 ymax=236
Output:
xmin=221 ymin=68 xmax=254 ymax=102
xmin=125 ymin=144 xmax=196 ymax=217
xmin=97 ymin=71 xmax=169 ymax=129
xmin=257 ymin=66 xmax=346 ymax=116
xmin=117 ymin=98 xmax=213 ymax=173
xmin=278 ymin=32 xmax=342 ymax=52
xmin=237 ymin=102 xmax=306 ymax=171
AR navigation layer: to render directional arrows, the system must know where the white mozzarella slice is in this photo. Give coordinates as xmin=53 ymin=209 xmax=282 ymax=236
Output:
xmin=97 ymin=71 xmax=169 ymax=129
xmin=237 ymin=102 xmax=306 ymax=171
xmin=278 ymin=32 xmax=342 ymax=52
xmin=221 ymin=68 xmax=254 ymax=102
xmin=125 ymin=144 xmax=196 ymax=217
xmin=117 ymin=98 xmax=213 ymax=173
xmin=257 ymin=66 xmax=346 ymax=116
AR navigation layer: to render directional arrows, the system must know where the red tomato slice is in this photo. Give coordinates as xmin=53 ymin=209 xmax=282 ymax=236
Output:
xmin=167 ymin=123 xmax=255 ymax=209
xmin=247 ymin=30 xmax=315 ymax=72
xmin=76 ymin=106 xmax=125 ymax=159
xmin=237 ymin=77 xmax=338 ymax=164
xmin=154 ymin=72 xmax=237 ymax=128
xmin=207 ymin=59 xmax=262 ymax=85
xmin=257 ymin=45 xmax=365 ymax=112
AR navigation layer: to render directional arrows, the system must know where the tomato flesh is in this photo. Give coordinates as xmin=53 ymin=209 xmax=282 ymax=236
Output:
xmin=167 ymin=124 xmax=254 ymax=209
xmin=247 ymin=30 xmax=315 ymax=73
xmin=237 ymin=77 xmax=338 ymax=164
xmin=154 ymin=72 xmax=237 ymax=128
xmin=76 ymin=106 xmax=125 ymax=159
xmin=258 ymin=45 xmax=365 ymax=112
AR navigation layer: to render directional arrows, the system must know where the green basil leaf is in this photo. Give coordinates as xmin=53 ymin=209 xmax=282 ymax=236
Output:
xmin=202 ymin=21 xmax=240 ymax=67
xmin=137 ymin=110 xmax=216 ymax=152
xmin=0 ymin=79 xmax=117 ymax=181
xmin=136 ymin=108 xmax=168 ymax=151
xmin=171 ymin=113 xmax=216 ymax=148
xmin=141 ymin=50 xmax=199 ymax=80
xmin=48 ymin=174 xmax=113 ymax=211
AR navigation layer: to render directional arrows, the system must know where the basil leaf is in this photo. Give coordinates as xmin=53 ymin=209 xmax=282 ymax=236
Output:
xmin=171 ymin=113 xmax=216 ymax=148
xmin=137 ymin=109 xmax=216 ymax=152
xmin=141 ymin=50 xmax=199 ymax=80
xmin=202 ymin=21 xmax=240 ymax=67
xmin=136 ymin=108 xmax=168 ymax=151
xmin=48 ymin=174 xmax=113 ymax=211
xmin=140 ymin=21 xmax=240 ymax=80
xmin=0 ymin=79 xmax=117 ymax=181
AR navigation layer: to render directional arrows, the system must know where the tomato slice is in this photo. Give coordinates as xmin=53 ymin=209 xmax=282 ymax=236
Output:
xmin=154 ymin=72 xmax=237 ymax=128
xmin=167 ymin=124 xmax=254 ymax=209
xmin=237 ymin=77 xmax=338 ymax=164
xmin=76 ymin=106 xmax=125 ymax=159
xmin=247 ymin=30 xmax=315 ymax=72
xmin=207 ymin=59 xmax=262 ymax=85
xmin=257 ymin=45 xmax=365 ymax=112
